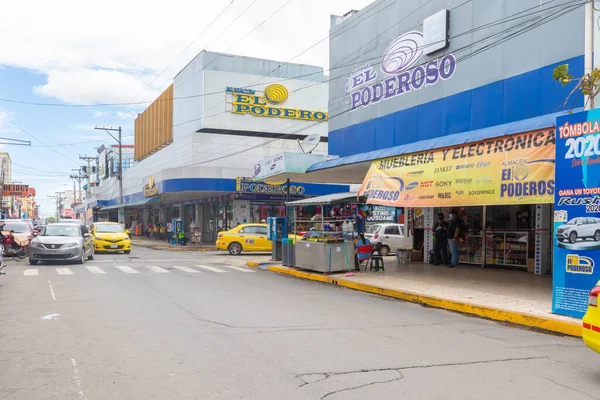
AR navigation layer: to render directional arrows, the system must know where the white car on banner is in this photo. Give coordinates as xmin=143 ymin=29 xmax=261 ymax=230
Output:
xmin=556 ymin=217 xmax=600 ymax=244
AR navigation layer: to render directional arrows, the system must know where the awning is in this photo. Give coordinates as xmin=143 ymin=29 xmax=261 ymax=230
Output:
xmin=305 ymin=110 xmax=578 ymax=181
xmin=100 ymin=198 xmax=157 ymax=211
xmin=286 ymin=191 xmax=359 ymax=206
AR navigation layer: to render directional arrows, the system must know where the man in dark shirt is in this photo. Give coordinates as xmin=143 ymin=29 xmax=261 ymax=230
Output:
xmin=433 ymin=212 xmax=449 ymax=265
xmin=447 ymin=208 xmax=464 ymax=269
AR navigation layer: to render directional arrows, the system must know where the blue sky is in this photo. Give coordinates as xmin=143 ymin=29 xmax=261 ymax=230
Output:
xmin=0 ymin=0 xmax=374 ymax=217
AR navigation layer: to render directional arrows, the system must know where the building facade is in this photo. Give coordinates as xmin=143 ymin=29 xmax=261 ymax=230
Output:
xmin=86 ymin=51 xmax=348 ymax=241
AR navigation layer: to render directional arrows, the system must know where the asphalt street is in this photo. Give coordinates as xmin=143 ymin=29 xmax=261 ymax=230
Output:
xmin=0 ymin=247 xmax=598 ymax=400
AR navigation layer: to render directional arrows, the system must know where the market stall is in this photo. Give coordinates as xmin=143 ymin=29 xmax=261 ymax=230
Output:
xmin=287 ymin=192 xmax=362 ymax=273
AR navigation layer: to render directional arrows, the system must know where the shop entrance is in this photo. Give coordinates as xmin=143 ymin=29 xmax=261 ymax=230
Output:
xmin=432 ymin=204 xmax=552 ymax=272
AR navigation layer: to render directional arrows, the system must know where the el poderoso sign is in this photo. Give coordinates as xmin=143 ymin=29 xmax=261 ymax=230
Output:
xmin=358 ymin=129 xmax=556 ymax=207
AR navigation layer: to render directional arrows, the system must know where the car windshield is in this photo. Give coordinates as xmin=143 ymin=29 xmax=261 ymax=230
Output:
xmin=1 ymin=222 xmax=30 ymax=233
xmin=42 ymin=225 xmax=80 ymax=237
xmin=565 ymin=218 xmax=579 ymax=225
xmin=96 ymin=224 xmax=125 ymax=233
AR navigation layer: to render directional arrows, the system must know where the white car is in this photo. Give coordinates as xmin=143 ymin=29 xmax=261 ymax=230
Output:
xmin=556 ymin=217 xmax=600 ymax=243
xmin=365 ymin=223 xmax=412 ymax=256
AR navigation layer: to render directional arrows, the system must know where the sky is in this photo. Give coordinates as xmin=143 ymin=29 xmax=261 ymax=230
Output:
xmin=0 ymin=0 xmax=374 ymax=217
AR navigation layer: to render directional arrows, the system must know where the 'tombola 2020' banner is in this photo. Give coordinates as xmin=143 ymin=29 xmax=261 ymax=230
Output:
xmin=358 ymin=129 xmax=556 ymax=207
xmin=553 ymin=110 xmax=600 ymax=318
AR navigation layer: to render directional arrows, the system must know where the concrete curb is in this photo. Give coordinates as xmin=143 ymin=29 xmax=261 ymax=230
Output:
xmin=246 ymin=261 xmax=582 ymax=337
xmin=132 ymin=242 xmax=216 ymax=252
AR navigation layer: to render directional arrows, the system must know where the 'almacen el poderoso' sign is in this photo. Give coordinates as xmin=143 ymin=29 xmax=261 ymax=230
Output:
xmin=345 ymin=31 xmax=457 ymax=110
xmin=228 ymin=84 xmax=328 ymax=122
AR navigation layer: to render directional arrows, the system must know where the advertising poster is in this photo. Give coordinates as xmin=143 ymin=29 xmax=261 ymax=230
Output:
xmin=367 ymin=205 xmax=396 ymax=224
xmin=358 ymin=129 xmax=556 ymax=207
xmin=553 ymin=110 xmax=600 ymax=318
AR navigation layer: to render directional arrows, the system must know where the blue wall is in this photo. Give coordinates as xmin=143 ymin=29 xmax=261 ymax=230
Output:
xmin=329 ymin=56 xmax=584 ymax=157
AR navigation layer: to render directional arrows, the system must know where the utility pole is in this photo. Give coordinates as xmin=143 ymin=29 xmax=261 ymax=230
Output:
xmin=95 ymin=126 xmax=123 ymax=223
xmin=70 ymin=171 xmax=86 ymax=203
xmin=79 ymin=155 xmax=98 ymax=199
xmin=585 ymin=0 xmax=594 ymax=110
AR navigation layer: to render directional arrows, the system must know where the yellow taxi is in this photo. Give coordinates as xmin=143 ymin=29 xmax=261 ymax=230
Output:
xmin=216 ymin=224 xmax=271 ymax=255
xmin=90 ymin=222 xmax=132 ymax=254
xmin=216 ymin=223 xmax=300 ymax=255
xmin=582 ymin=281 xmax=600 ymax=354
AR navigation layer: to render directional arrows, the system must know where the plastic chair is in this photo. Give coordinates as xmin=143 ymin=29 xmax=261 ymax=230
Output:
xmin=356 ymin=244 xmax=374 ymax=271
xmin=370 ymin=243 xmax=385 ymax=271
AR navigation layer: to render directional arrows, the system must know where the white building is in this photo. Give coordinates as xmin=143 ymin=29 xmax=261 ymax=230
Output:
xmin=86 ymin=51 xmax=348 ymax=241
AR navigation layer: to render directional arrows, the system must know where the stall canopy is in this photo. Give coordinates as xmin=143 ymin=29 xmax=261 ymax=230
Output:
xmin=100 ymin=198 xmax=157 ymax=211
xmin=286 ymin=191 xmax=359 ymax=206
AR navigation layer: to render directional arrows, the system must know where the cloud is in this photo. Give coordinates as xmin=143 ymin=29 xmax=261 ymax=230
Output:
xmin=33 ymin=69 xmax=158 ymax=104
xmin=92 ymin=110 xmax=138 ymax=120
xmin=0 ymin=0 xmax=373 ymax=104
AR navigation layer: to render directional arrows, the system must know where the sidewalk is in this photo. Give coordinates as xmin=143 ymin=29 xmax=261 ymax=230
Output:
xmin=246 ymin=259 xmax=582 ymax=337
xmin=131 ymin=236 xmax=216 ymax=252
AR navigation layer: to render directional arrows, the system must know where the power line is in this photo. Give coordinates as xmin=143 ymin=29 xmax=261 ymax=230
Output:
xmin=98 ymin=0 xmax=238 ymax=126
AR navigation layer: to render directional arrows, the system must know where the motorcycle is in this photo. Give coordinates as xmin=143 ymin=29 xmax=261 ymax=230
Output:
xmin=0 ymin=245 xmax=5 ymax=275
xmin=1 ymin=230 xmax=28 ymax=260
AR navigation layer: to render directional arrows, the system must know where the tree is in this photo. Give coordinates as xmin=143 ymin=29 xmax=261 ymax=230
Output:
xmin=45 ymin=216 xmax=56 ymax=223
xmin=553 ymin=63 xmax=600 ymax=111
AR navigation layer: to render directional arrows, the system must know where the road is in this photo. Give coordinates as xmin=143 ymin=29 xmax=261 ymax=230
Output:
xmin=0 ymin=247 xmax=598 ymax=400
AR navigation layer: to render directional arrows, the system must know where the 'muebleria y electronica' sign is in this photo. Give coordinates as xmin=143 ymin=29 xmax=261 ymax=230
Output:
xmin=227 ymin=84 xmax=328 ymax=122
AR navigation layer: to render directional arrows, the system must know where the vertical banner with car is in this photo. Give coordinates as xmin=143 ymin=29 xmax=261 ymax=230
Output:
xmin=553 ymin=110 xmax=600 ymax=318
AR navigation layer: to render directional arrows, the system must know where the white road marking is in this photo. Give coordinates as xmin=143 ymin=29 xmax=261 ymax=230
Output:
xmin=221 ymin=265 xmax=255 ymax=273
xmin=48 ymin=280 xmax=56 ymax=300
xmin=145 ymin=265 xmax=170 ymax=273
xmin=41 ymin=313 xmax=60 ymax=320
xmin=23 ymin=269 xmax=39 ymax=276
xmin=85 ymin=266 xmax=106 ymax=274
xmin=114 ymin=265 xmax=139 ymax=274
xmin=195 ymin=264 xmax=227 ymax=273
xmin=171 ymin=265 xmax=199 ymax=273
xmin=56 ymin=267 xmax=74 ymax=275
xmin=71 ymin=358 xmax=87 ymax=399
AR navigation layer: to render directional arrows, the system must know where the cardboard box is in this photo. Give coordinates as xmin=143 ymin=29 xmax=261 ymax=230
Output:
xmin=410 ymin=250 xmax=423 ymax=262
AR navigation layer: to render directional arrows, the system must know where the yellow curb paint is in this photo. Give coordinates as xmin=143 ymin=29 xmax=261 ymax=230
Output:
xmin=246 ymin=261 xmax=260 ymax=268
xmin=266 ymin=265 xmax=582 ymax=338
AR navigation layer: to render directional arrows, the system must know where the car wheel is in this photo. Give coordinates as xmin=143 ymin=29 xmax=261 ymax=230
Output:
xmin=228 ymin=242 xmax=243 ymax=255
xmin=88 ymin=247 xmax=94 ymax=260
xmin=29 ymin=259 xmax=37 ymax=265
xmin=379 ymin=245 xmax=391 ymax=256
xmin=77 ymin=251 xmax=85 ymax=264
xmin=569 ymin=231 xmax=578 ymax=244
xmin=124 ymin=250 xmax=131 ymax=254
xmin=595 ymin=231 xmax=600 ymax=242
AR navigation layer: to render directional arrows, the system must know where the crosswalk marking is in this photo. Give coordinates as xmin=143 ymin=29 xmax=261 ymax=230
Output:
xmin=221 ymin=265 xmax=255 ymax=273
xmin=196 ymin=264 xmax=227 ymax=273
xmin=172 ymin=265 xmax=199 ymax=273
xmin=85 ymin=266 xmax=106 ymax=274
xmin=56 ymin=268 xmax=74 ymax=275
xmin=23 ymin=269 xmax=39 ymax=276
xmin=114 ymin=265 xmax=139 ymax=274
xmin=145 ymin=266 xmax=170 ymax=274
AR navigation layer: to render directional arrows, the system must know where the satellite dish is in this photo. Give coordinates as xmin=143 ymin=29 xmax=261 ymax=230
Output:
xmin=298 ymin=134 xmax=321 ymax=154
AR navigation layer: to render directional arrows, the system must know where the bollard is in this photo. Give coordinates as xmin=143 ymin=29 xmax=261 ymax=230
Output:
xmin=282 ymin=238 xmax=289 ymax=266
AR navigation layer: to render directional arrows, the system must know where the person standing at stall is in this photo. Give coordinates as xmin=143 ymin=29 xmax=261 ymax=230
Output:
xmin=447 ymin=209 xmax=465 ymax=269
xmin=433 ymin=212 xmax=449 ymax=266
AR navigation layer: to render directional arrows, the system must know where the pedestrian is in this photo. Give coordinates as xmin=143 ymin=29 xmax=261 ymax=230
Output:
xmin=167 ymin=220 xmax=173 ymax=243
xmin=433 ymin=212 xmax=449 ymax=266
xmin=447 ymin=208 xmax=466 ymax=269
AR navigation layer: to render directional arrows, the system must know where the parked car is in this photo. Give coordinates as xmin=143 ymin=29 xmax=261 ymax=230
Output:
xmin=556 ymin=217 xmax=600 ymax=244
xmin=0 ymin=220 xmax=34 ymax=244
xmin=216 ymin=223 xmax=299 ymax=255
xmin=89 ymin=222 xmax=131 ymax=254
xmin=3 ymin=218 xmax=34 ymax=232
xmin=364 ymin=223 xmax=411 ymax=256
xmin=28 ymin=223 xmax=94 ymax=265
xmin=582 ymin=281 xmax=600 ymax=354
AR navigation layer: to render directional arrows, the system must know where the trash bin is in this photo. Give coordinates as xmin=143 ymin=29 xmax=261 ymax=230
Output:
xmin=282 ymin=238 xmax=289 ymax=266
xmin=288 ymin=238 xmax=295 ymax=267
